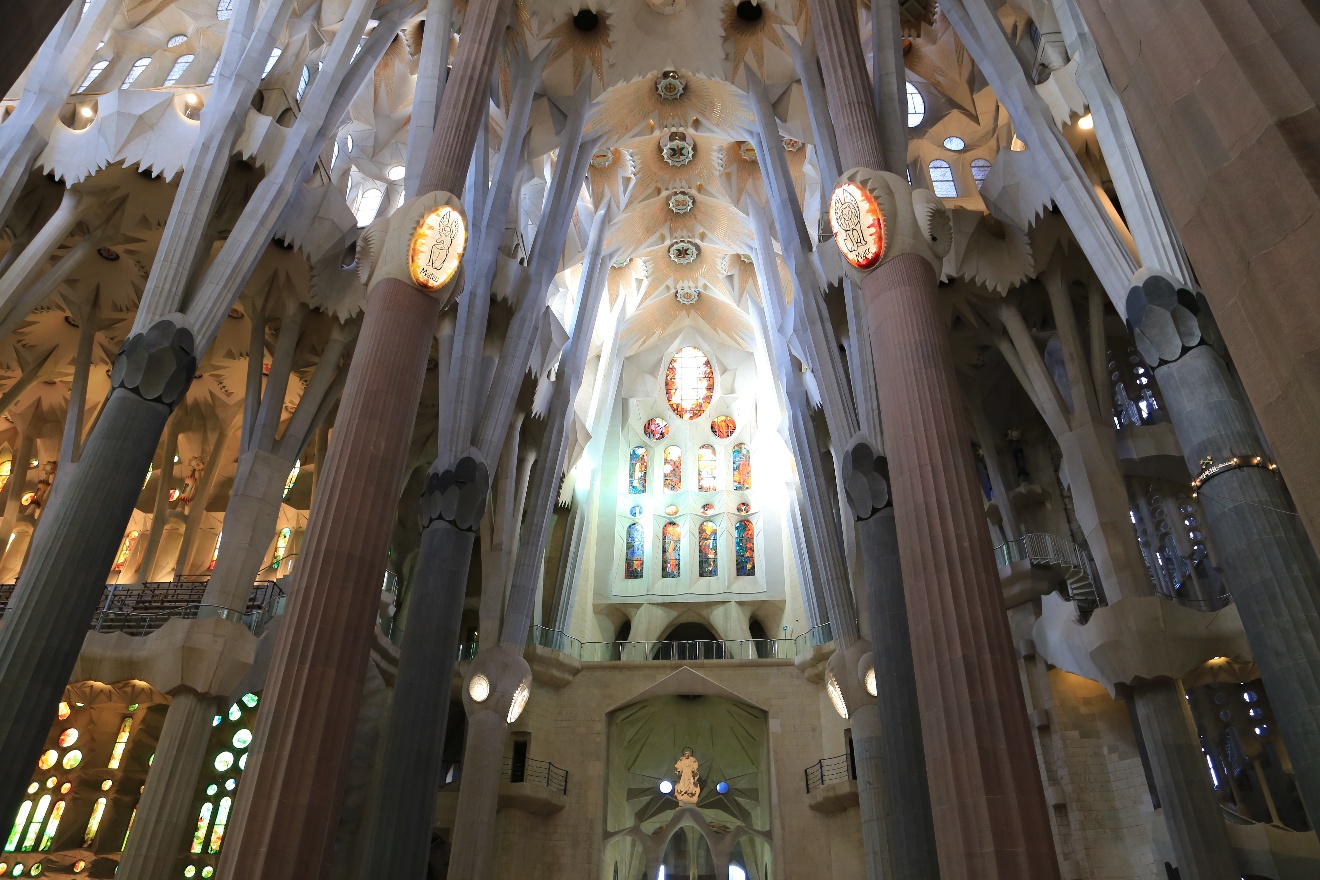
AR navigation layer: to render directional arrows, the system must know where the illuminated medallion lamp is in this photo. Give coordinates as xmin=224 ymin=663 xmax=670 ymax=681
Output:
xmin=507 ymin=681 xmax=531 ymax=723
xmin=675 ymin=285 xmax=699 ymax=305
xmin=661 ymin=131 xmax=695 ymax=168
xmin=354 ymin=190 xmax=467 ymax=306
xmin=468 ymin=673 xmax=491 ymax=703
xmin=659 ymin=780 xmax=674 ymax=794
xmin=859 ymin=651 xmax=877 ymax=697
xmin=668 ymin=190 xmax=695 ymax=214
xmin=829 ymin=177 xmax=886 ymax=274
xmin=655 ymin=69 xmax=686 ymax=99
xmin=825 ymin=672 xmax=849 ymax=719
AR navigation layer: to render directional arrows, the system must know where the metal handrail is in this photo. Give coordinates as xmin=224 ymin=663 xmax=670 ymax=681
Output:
xmin=519 ymin=627 xmax=799 ymax=662
xmin=502 ymin=756 xmax=568 ymax=794
xmin=804 ymin=753 xmax=856 ymax=793
xmin=0 ymin=580 xmax=283 ymax=636
xmin=793 ymin=622 xmax=834 ymax=654
xmin=995 ymin=533 xmax=1089 ymax=571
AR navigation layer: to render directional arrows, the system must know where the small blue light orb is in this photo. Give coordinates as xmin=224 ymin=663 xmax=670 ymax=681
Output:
xmin=659 ymin=780 xmax=674 ymax=794
xmin=716 ymin=781 xmax=729 ymax=794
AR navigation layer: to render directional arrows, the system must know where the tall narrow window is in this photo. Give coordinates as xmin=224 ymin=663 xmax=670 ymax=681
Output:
xmin=121 ymin=57 xmax=152 ymax=89
xmin=697 ymin=445 xmax=717 ymax=492
xmin=162 ymin=54 xmax=194 ymax=86
xmin=77 ymin=60 xmax=109 ymax=93
xmin=661 ymin=522 xmax=681 ymax=578
xmin=189 ymin=803 xmax=212 ymax=853
xmin=107 ymin=717 xmax=132 ymax=769
xmin=735 ymin=520 xmax=756 ymax=576
xmin=82 ymin=798 xmax=106 ymax=846
xmin=906 ymin=81 xmax=925 ymax=127
xmin=732 ymin=443 xmax=751 ymax=490
xmin=297 ymin=66 xmax=310 ymax=101
xmin=971 ymin=158 xmax=992 ymax=189
xmin=929 ymin=160 xmax=958 ymax=199
xmin=112 ymin=531 xmax=139 ymax=572
xmin=628 ymin=446 xmax=648 ymax=494
xmin=663 ymin=446 xmax=682 ymax=492
xmin=272 ymin=527 xmax=291 ymax=570
xmin=624 ymin=523 xmax=645 ymax=579
xmin=216 ymin=0 xmax=235 ymax=19
xmin=262 ymin=47 xmax=282 ymax=79
xmin=698 ymin=521 xmax=718 ymax=577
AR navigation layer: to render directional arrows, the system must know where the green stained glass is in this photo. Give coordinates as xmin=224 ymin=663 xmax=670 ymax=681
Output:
xmin=241 ymin=693 xmax=259 ymax=708
xmin=227 ymin=704 xmax=241 ymax=722
xmin=206 ymin=784 xmax=218 ymax=796
xmin=37 ymin=800 xmax=64 ymax=851
xmin=207 ymin=797 xmax=231 ymax=853
xmin=82 ymin=798 xmax=106 ymax=847
xmin=21 ymin=796 xmax=49 ymax=850
xmin=214 ymin=752 xmax=234 ymax=772
xmin=232 ymin=730 xmax=252 ymax=749
xmin=189 ymin=803 xmax=212 ymax=854
xmin=5 ymin=800 xmax=32 ymax=851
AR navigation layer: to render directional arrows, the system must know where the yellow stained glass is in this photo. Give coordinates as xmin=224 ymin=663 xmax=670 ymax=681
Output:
xmin=665 ymin=347 xmax=714 ymax=421
xmin=108 ymin=718 xmax=132 ymax=770
xmin=5 ymin=800 xmax=32 ymax=851
xmin=38 ymin=801 xmax=65 ymax=851
xmin=22 ymin=795 xmax=50 ymax=850
xmin=189 ymin=803 xmax=212 ymax=854
xmin=207 ymin=797 xmax=232 ymax=853
xmin=82 ymin=798 xmax=106 ymax=847
xmin=282 ymin=460 xmax=300 ymax=498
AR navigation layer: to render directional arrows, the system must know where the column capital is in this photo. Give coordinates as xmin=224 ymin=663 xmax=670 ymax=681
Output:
xmin=828 ymin=168 xmax=952 ymax=277
xmin=826 ymin=637 xmax=877 ymax=715
xmin=842 ymin=439 xmax=892 ymax=521
xmin=421 ymin=453 xmax=489 ymax=532
xmin=462 ymin=643 xmax=533 ymax=721
xmin=110 ymin=316 xmax=197 ymax=410
xmin=1126 ymin=268 xmax=1224 ymax=367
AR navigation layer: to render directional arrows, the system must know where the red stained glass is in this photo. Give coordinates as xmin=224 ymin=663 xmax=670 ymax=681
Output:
xmin=666 ymin=347 xmax=715 ymax=421
xmin=644 ymin=418 xmax=670 ymax=440
xmin=710 ymin=416 xmax=737 ymax=439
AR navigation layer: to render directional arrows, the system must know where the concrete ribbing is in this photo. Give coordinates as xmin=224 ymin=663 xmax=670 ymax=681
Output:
xmin=866 ymin=253 xmax=1060 ymax=879
xmin=1154 ymin=344 xmax=1320 ymax=820
xmin=0 ymin=389 xmax=172 ymax=829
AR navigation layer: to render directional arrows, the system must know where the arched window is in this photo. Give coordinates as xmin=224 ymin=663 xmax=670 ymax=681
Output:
xmin=697 ymin=444 xmax=717 ymax=492
xmin=971 ymin=158 xmax=992 ymax=189
xmin=272 ymin=527 xmax=292 ymax=570
xmin=928 ymin=160 xmax=958 ymax=198
xmin=353 ymin=187 xmax=384 ymax=227
xmin=624 ymin=523 xmax=645 ymax=579
xmin=262 ymin=48 xmax=282 ymax=79
xmin=661 ymin=522 xmax=681 ymax=578
xmin=112 ymin=530 xmax=139 ymax=572
xmin=76 ymin=60 xmax=108 ymax=94
xmin=0 ymin=459 xmax=10 ymax=493
xmin=663 ymin=445 xmax=682 ymax=492
xmin=120 ymin=57 xmax=152 ymax=89
xmin=628 ymin=446 xmax=648 ymax=494
xmin=206 ymin=61 xmax=220 ymax=85
xmin=162 ymin=54 xmax=195 ymax=87
xmin=167 ymin=34 xmax=188 ymax=48
xmin=735 ymin=520 xmax=755 ymax=576
xmin=216 ymin=0 xmax=235 ymax=20
xmin=698 ymin=521 xmax=718 ymax=577
xmin=906 ymin=81 xmax=925 ymax=127
xmin=296 ymin=65 xmax=310 ymax=101
xmin=665 ymin=346 xmax=715 ymax=420
xmin=732 ymin=443 xmax=751 ymax=490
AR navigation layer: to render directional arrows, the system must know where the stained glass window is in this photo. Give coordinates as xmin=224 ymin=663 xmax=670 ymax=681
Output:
xmin=735 ymin=520 xmax=756 ymax=576
xmin=628 ymin=446 xmax=648 ymax=494
xmin=82 ymin=798 xmax=106 ymax=846
xmin=663 ymin=446 xmax=682 ymax=492
xmin=698 ymin=522 xmax=718 ymax=577
xmin=971 ymin=158 xmax=992 ymax=189
xmin=644 ymin=418 xmax=669 ymax=440
xmin=929 ymin=160 xmax=958 ymax=198
xmin=107 ymin=718 xmax=132 ymax=770
xmin=272 ymin=527 xmax=291 ymax=570
xmin=710 ymin=416 xmax=736 ymax=439
xmin=209 ymin=532 xmax=222 ymax=571
xmin=112 ymin=531 xmax=138 ymax=572
xmin=697 ymin=445 xmax=717 ymax=492
xmin=665 ymin=347 xmax=715 ymax=421
xmin=732 ymin=444 xmax=751 ymax=491
xmin=282 ymin=460 xmax=300 ymax=498
xmin=0 ymin=459 xmax=11 ymax=493
xmin=184 ymin=693 xmax=258 ymax=877
xmin=624 ymin=523 xmax=645 ymax=580
xmin=661 ymin=522 xmax=681 ymax=578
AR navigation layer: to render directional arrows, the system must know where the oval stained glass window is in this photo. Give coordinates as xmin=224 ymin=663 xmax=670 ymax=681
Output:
xmin=61 ymin=750 xmax=83 ymax=769
xmin=214 ymin=752 xmax=234 ymax=772
xmin=665 ymin=504 xmax=680 ymax=516
xmin=700 ymin=503 xmax=715 ymax=515
xmin=644 ymin=417 xmax=669 ymax=440
xmin=665 ymin=347 xmax=715 ymax=421
xmin=736 ymin=502 xmax=751 ymax=514
xmin=58 ymin=729 xmax=78 ymax=747
xmin=629 ymin=504 xmax=644 ymax=517
xmin=710 ymin=416 xmax=737 ymax=439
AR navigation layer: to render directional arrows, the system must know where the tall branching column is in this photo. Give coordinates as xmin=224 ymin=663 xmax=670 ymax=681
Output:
xmin=805 ymin=0 xmax=1060 ymax=873
xmin=216 ymin=0 xmax=514 ymax=874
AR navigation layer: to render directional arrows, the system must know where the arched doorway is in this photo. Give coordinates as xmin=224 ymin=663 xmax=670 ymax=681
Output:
xmin=658 ymin=622 xmax=721 ymax=660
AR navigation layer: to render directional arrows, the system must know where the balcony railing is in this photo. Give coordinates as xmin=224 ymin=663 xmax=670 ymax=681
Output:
xmin=524 ymin=626 xmax=798 ymax=662
xmin=804 ymin=753 xmax=855 ymax=793
xmin=502 ymin=756 xmax=568 ymax=794
xmin=0 ymin=580 xmax=283 ymax=636
xmin=792 ymin=622 xmax=834 ymax=654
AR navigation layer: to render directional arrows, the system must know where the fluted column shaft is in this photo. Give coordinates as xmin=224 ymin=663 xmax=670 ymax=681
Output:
xmin=217 ymin=0 xmax=510 ymax=872
xmin=803 ymin=0 xmax=887 ymax=171
xmin=1155 ymin=344 xmax=1320 ymax=819
xmin=445 ymin=709 xmax=507 ymax=880
xmin=358 ymin=522 xmax=475 ymax=879
xmin=856 ymin=508 xmax=939 ymax=879
xmin=0 ymin=388 xmax=173 ymax=829
xmin=1131 ymin=682 xmax=1240 ymax=880
xmin=865 ymin=253 xmax=1059 ymax=879
xmin=118 ymin=689 xmax=221 ymax=880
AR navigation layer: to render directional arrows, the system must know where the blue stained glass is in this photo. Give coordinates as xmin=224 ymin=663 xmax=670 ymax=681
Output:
xmin=628 ymin=446 xmax=648 ymax=494
xmin=735 ymin=520 xmax=755 ymax=576
xmin=625 ymin=523 xmax=645 ymax=579
xmin=629 ymin=505 xmax=644 ymax=517
xmin=698 ymin=521 xmax=718 ymax=577
xmin=732 ymin=444 xmax=751 ymax=490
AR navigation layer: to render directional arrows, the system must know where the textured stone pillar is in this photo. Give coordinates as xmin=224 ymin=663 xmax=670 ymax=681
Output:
xmin=866 ymin=253 xmax=1059 ymax=879
xmin=1130 ymin=271 xmax=1320 ymax=820
xmin=118 ymin=689 xmax=220 ymax=880
xmin=217 ymin=0 xmax=511 ymax=872
xmin=1131 ymin=681 xmax=1240 ymax=880
xmin=358 ymin=461 xmax=485 ymax=879
xmin=844 ymin=441 xmax=940 ymax=880
xmin=847 ymin=703 xmax=890 ymax=880
xmin=0 ymin=318 xmax=195 ymax=828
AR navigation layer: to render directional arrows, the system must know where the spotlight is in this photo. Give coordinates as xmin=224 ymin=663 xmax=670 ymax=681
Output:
xmin=80 ymin=106 xmax=95 ymax=118
xmin=659 ymin=780 xmax=674 ymax=794
xmin=716 ymin=781 xmax=729 ymax=794
xmin=468 ymin=673 xmax=490 ymax=702
xmin=1077 ymin=113 xmax=1094 ymax=130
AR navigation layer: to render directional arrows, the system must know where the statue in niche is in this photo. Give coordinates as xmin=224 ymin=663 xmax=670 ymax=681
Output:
xmin=674 ymin=747 xmax=701 ymax=805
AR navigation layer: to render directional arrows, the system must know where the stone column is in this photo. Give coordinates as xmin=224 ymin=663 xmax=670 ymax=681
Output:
xmin=216 ymin=0 xmax=513 ymax=872
xmin=1130 ymin=270 xmax=1320 ymax=820
xmin=0 ymin=318 xmax=196 ymax=827
xmin=117 ymin=689 xmax=220 ymax=880
xmin=866 ymin=248 xmax=1059 ymax=879
xmin=842 ymin=443 xmax=940 ymax=880
xmin=357 ymin=460 xmax=485 ymax=880
xmin=1130 ymin=681 xmax=1240 ymax=880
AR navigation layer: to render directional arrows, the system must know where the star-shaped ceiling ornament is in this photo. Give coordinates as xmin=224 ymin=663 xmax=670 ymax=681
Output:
xmin=626 ymin=130 xmax=726 ymax=202
xmin=606 ymin=188 xmax=751 ymax=257
xmin=542 ymin=7 xmax=613 ymax=87
xmin=590 ymin=70 xmax=754 ymax=142
xmin=721 ymin=0 xmax=790 ymax=78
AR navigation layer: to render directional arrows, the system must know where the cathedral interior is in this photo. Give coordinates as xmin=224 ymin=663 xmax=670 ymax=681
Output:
xmin=0 ymin=0 xmax=1317 ymax=878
